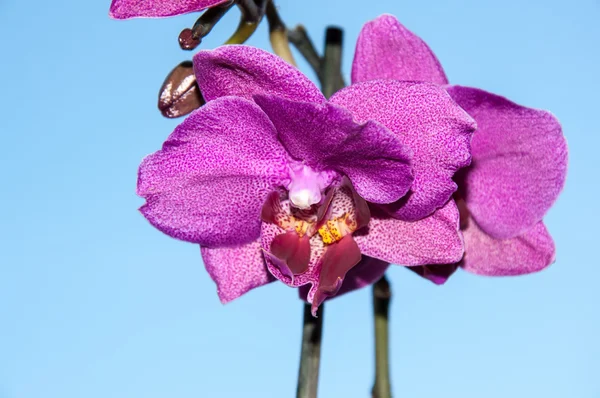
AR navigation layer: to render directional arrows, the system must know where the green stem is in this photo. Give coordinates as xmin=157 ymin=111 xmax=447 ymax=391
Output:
xmin=296 ymin=303 xmax=324 ymax=398
xmin=372 ymin=276 xmax=392 ymax=398
xmin=288 ymin=25 xmax=322 ymax=80
xmin=265 ymin=0 xmax=297 ymax=66
xmin=223 ymin=0 xmax=267 ymax=44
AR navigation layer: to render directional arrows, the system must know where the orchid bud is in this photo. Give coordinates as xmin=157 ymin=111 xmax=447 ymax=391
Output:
xmin=158 ymin=61 xmax=204 ymax=118
xmin=178 ymin=28 xmax=201 ymax=51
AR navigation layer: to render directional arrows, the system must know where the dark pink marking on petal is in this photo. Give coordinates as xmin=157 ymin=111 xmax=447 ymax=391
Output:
xmin=311 ymin=235 xmax=362 ymax=315
xmin=271 ymin=231 xmax=311 ymax=275
xmin=261 ymin=191 xmax=282 ymax=224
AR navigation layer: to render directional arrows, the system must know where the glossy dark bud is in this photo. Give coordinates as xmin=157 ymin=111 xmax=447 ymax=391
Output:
xmin=158 ymin=61 xmax=204 ymax=118
xmin=178 ymin=28 xmax=201 ymax=51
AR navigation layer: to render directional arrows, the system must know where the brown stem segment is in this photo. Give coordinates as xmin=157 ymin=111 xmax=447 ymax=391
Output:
xmin=297 ymin=303 xmax=324 ymax=398
xmin=372 ymin=276 xmax=392 ymax=398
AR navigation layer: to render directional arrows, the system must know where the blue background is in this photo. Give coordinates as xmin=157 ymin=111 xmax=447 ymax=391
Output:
xmin=1 ymin=0 xmax=598 ymax=397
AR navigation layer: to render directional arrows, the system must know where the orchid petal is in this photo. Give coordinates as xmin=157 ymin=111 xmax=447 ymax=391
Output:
xmin=461 ymin=218 xmax=555 ymax=276
xmin=194 ymin=45 xmax=325 ymax=103
xmin=354 ymin=200 xmax=464 ymax=266
xmin=109 ymin=0 xmax=228 ymax=19
xmin=137 ymin=97 xmax=288 ymax=246
xmin=447 ymin=86 xmax=568 ymax=239
xmin=201 ymin=239 xmax=274 ymax=303
xmin=254 ymin=94 xmax=413 ymax=204
xmin=352 ymin=14 xmax=448 ymax=85
xmin=331 ymin=81 xmax=476 ymax=220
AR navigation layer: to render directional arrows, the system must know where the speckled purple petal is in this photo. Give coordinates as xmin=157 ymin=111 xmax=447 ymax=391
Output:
xmin=201 ymin=239 xmax=274 ymax=303
xmin=254 ymin=94 xmax=413 ymax=204
xmin=109 ymin=0 xmax=228 ymax=19
xmin=447 ymin=86 xmax=568 ymax=239
xmin=330 ymin=81 xmax=476 ymax=220
xmin=352 ymin=14 xmax=448 ymax=85
xmin=299 ymin=256 xmax=390 ymax=302
xmin=137 ymin=97 xmax=288 ymax=246
xmin=406 ymin=263 xmax=459 ymax=285
xmin=354 ymin=200 xmax=464 ymax=266
xmin=193 ymin=45 xmax=325 ymax=103
xmin=461 ymin=218 xmax=555 ymax=276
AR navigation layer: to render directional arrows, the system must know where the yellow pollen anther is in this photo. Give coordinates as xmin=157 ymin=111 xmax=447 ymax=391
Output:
xmin=327 ymin=220 xmax=342 ymax=241
xmin=318 ymin=213 xmax=354 ymax=245
xmin=294 ymin=220 xmax=310 ymax=237
xmin=318 ymin=224 xmax=334 ymax=244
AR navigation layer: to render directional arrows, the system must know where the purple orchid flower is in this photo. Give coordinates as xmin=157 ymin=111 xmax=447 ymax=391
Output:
xmin=351 ymin=14 xmax=568 ymax=283
xmin=137 ymin=45 xmax=476 ymax=314
xmin=109 ymin=0 xmax=230 ymax=19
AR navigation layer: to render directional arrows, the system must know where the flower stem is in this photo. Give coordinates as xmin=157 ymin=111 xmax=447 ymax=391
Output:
xmin=372 ymin=276 xmax=392 ymax=398
xmin=265 ymin=0 xmax=297 ymax=66
xmin=288 ymin=25 xmax=322 ymax=79
xmin=321 ymin=27 xmax=345 ymax=98
xmin=296 ymin=303 xmax=324 ymax=398
xmin=178 ymin=1 xmax=235 ymax=50
xmin=223 ymin=0 xmax=267 ymax=45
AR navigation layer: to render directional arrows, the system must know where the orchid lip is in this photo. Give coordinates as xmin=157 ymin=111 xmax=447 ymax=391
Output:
xmin=261 ymin=180 xmax=371 ymax=315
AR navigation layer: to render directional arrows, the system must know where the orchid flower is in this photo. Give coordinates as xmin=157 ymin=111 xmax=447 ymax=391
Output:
xmin=351 ymin=14 xmax=568 ymax=283
xmin=109 ymin=0 xmax=231 ymax=19
xmin=137 ymin=45 xmax=476 ymax=314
